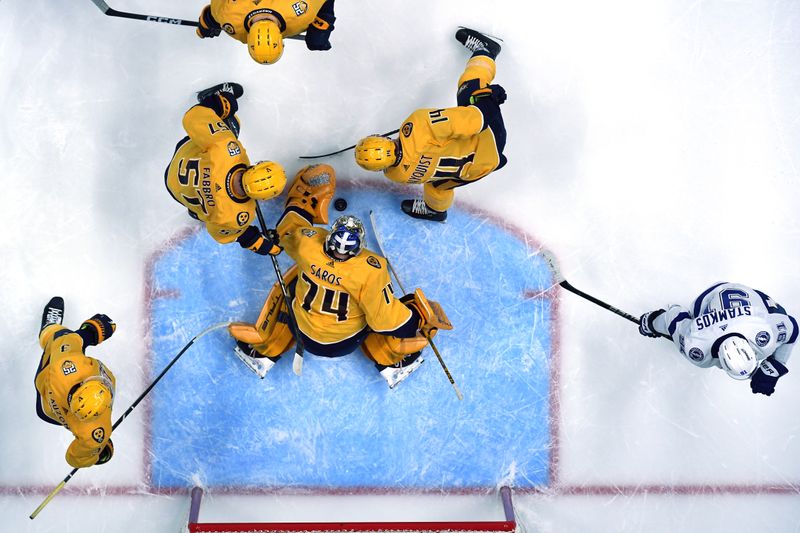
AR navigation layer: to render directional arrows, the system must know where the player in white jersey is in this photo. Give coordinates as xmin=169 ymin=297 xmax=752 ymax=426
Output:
xmin=638 ymin=282 xmax=797 ymax=396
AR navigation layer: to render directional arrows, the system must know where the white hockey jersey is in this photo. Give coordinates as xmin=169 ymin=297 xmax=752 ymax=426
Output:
xmin=651 ymin=282 xmax=797 ymax=369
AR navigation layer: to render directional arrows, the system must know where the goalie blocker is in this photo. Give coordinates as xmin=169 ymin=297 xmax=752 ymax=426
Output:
xmin=228 ymin=165 xmax=453 ymax=387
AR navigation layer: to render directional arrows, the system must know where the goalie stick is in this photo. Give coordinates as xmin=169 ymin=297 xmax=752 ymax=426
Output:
xmin=254 ymin=203 xmax=306 ymax=376
xmin=298 ymin=128 xmax=401 ymax=160
xmin=87 ymin=0 xmax=303 ymax=39
xmin=540 ymin=249 xmax=671 ymax=340
xmin=30 ymin=322 xmax=230 ymax=520
xmin=368 ymin=211 xmax=464 ymax=400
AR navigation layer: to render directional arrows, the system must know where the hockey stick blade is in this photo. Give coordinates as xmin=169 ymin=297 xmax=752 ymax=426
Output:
xmin=293 ymin=351 xmax=303 ymax=376
xmin=540 ymin=249 xmax=566 ymax=284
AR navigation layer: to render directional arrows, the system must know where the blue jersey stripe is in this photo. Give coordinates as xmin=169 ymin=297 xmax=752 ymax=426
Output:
xmin=692 ymin=282 xmax=726 ymax=317
xmin=669 ymin=312 xmax=691 ymax=336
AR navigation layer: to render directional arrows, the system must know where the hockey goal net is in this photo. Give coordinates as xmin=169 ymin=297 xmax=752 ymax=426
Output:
xmin=186 ymin=486 xmax=517 ymax=533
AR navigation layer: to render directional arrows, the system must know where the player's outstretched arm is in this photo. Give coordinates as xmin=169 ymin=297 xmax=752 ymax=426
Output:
xmin=196 ymin=5 xmax=221 ymax=38
xmin=305 ymin=0 xmax=335 ymax=51
xmin=77 ymin=314 xmax=116 ymax=347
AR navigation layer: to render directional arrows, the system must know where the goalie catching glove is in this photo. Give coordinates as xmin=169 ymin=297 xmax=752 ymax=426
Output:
xmin=285 ymin=164 xmax=336 ymax=224
xmin=401 ymin=289 xmax=453 ymax=337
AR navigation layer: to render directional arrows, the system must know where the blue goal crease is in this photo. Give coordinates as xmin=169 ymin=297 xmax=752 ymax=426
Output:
xmin=148 ymin=190 xmax=555 ymax=490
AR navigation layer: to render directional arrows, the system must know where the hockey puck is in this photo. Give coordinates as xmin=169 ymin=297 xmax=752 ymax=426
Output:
xmin=334 ymin=198 xmax=347 ymax=211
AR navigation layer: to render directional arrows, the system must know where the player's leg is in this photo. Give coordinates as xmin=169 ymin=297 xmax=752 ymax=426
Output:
xmin=361 ymin=333 xmax=431 ymax=389
xmin=455 ymin=28 xmax=500 ymax=105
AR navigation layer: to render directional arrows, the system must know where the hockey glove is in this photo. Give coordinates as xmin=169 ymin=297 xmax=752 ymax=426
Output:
xmin=96 ymin=440 xmax=114 ymax=466
xmin=401 ymin=289 xmax=453 ymax=337
xmin=79 ymin=314 xmax=116 ymax=346
xmin=638 ymin=309 xmax=665 ymax=338
xmin=198 ymin=92 xmax=238 ymax=120
xmin=197 ymin=5 xmax=221 ymax=38
xmin=750 ymin=356 xmax=788 ymax=396
xmin=237 ymin=226 xmax=282 ymax=256
xmin=305 ymin=13 xmax=335 ymax=51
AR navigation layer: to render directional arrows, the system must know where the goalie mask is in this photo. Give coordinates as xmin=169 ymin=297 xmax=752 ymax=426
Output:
xmin=325 ymin=215 xmax=365 ymax=260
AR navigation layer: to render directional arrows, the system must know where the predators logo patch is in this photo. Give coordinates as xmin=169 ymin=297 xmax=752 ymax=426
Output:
xmin=61 ymin=360 xmax=77 ymax=376
xmin=367 ymin=256 xmax=381 ymax=269
xmin=92 ymin=428 xmax=105 ymax=443
xmin=402 ymin=122 xmax=413 ymax=137
xmin=302 ymin=229 xmax=317 ymax=237
xmin=222 ymin=23 xmax=235 ymax=35
xmin=292 ymin=1 xmax=308 ymax=15
xmin=237 ymin=212 xmax=250 ymax=226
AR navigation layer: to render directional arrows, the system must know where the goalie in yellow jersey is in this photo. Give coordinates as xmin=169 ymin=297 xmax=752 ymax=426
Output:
xmin=228 ymin=164 xmax=453 ymax=388
xmin=355 ymin=28 xmax=508 ymax=222
xmin=34 ymin=297 xmax=117 ymax=468
xmin=165 ymin=82 xmax=286 ymax=256
xmin=196 ymin=0 xmax=336 ymax=64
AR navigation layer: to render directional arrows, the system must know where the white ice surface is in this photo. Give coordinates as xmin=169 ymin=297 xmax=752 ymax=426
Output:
xmin=2 ymin=0 xmax=800 ymax=531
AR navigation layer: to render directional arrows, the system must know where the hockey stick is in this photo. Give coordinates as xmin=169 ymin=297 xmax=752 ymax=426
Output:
xmin=368 ymin=211 xmax=464 ymax=400
xmin=87 ymin=0 xmax=304 ymax=39
xmin=30 ymin=322 xmax=230 ymax=520
xmin=254 ymin=203 xmax=306 ymax=376
xmin=298 ymin=128 xmax=401 ymax=160
xmin=540 ymin=249 xmax=671 ymax=339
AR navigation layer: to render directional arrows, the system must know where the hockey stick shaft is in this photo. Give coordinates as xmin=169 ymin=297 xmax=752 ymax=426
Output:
xmin=254 ymin=203 xmax=306 ymax=375
xmin=298 ymin=128 xmax=401 ymax=160
xmin=87 ymin=0 xmax=303 ymax=38
xmin=540 ymin=249 xmax=671 ymax=339
xmin=368 ymin=211 xmax=463 ymax=400
xmin=30 ymin=322 xmax=229 ymax=519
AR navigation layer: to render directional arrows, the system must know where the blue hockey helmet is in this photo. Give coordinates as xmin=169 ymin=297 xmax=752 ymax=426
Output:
xmin=325 ymin=215 xmax=366 ymax=260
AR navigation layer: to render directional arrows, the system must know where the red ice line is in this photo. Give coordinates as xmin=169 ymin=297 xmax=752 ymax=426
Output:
xmin=9 ymin=179 xmax=799 ymax=499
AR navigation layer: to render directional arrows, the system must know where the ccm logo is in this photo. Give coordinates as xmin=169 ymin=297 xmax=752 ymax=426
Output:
xmin=146 ymin=16 xmax=180 ymax=24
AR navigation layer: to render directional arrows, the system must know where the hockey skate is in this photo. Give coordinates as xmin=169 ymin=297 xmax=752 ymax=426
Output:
xmin=401 ymin=199 xmax=447 ymax=222
xmin=455 ymin=27 xmax=502 ymax=60
xmin=40 ymin=296 xmax=64 ymax=332
xmin=233 ymin=341 xmax=276 ymax=379
xmin=379 ymin=351 xmax=425 ymax=389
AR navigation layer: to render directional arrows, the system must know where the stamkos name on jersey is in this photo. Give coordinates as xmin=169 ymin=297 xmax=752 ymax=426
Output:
xmin=310 ymin=264 xmax=341 ymax=286
xmin=696 ymin=306 xmax=751 ymax=330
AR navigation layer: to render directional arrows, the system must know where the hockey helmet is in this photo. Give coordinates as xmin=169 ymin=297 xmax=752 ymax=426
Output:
xmin=354 ymin=136 xmax=397 ymax=171
xmin=248 ymin=20 xmax=283 ymax=64
xmin=325 ymin=215 xmax=366 ymax=259
xmin=68 ymin=376 xmax=114 ymax=421
xmin=717 ymin=334 xmax=759 ymax=380
xmin=242 ymin=161 xmax=287 ymax=200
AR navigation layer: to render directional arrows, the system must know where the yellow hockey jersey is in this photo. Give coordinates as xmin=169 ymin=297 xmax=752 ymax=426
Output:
xmin=211 ymin=0 xmax=328 ymax=42
xmin=384 ymin=106 xmax=502 ymax=186
xmin=35 ymin=327 xmax=116 ymax=468
xmin=166 ymin=105 xmax=256 ymax=244
xmin=277 ymin=210 xmax=413 ymax=344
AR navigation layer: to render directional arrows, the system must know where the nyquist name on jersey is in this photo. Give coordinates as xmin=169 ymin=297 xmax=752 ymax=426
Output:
xmin=695 ymin=306 xmax=752 ymax=330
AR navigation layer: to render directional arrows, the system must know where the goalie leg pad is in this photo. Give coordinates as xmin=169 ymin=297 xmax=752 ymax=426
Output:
xmin=360 ymin=331 xmax=436 ymax=366
xmin=285 ymin=164 xmax=337 ymax=225
xmin=228 ymin=266 xmax=298 ymax=357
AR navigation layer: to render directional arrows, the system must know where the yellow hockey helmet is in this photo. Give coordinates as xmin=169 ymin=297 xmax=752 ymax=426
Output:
xmin=248 ymin=20 xmax=283 ymax=64
xmin=242 ymin=161 xmax=287 ymax=200
xmin=355 ymin=136 xmax=397 ymax=171
xmin=69 ymin=378 xmax=113 ymax=421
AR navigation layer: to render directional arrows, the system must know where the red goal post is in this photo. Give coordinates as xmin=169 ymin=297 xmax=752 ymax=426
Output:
xmin=186 ymin=486 xmax=517 ymax=533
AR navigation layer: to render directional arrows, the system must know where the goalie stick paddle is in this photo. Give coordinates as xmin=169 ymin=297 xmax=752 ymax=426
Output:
xmin=368 ymin=211 xmax=464 ymax=400
xmin=30 ymin=322 xmax=230 ymax=520
xmin=298 ymin=128 xmax=401 ymax=160
xmin=254 ymin=203 xmax=306 ymax=376
xmin=87 ymin=0 xmax=304 ymax=39
xmin=540 ymin=249 xmax=671 ymax=340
